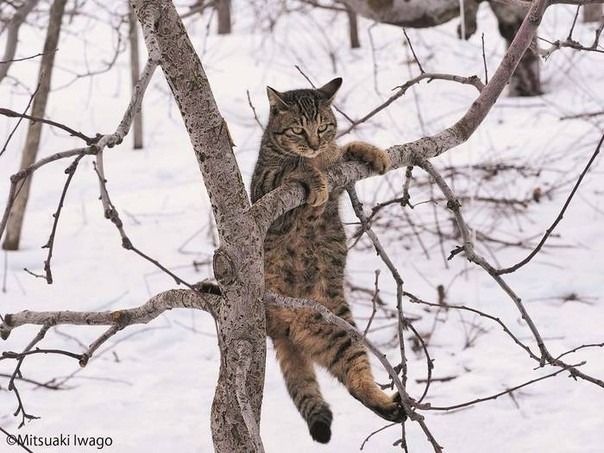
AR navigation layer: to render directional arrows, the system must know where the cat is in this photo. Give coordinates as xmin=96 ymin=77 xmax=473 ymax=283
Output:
xmin=251 ymin=77 xmax=404 ymax=444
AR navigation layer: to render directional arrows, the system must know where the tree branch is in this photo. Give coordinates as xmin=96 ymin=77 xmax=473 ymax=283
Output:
xmin=1 ymin=289 xmax=221 ymax=341
xmin=250 ymin=0 xmax=550 ymax=236
xmin=496 ymin=134 xmax=603 ymax=275
xmin=418 ymin=159 xmax=604 ymax=389
xmin=0 ymin=108 xmax=96 ymax=144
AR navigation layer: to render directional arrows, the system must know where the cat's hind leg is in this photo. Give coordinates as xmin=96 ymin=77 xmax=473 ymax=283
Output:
xmin=289 ymin=302 xmax=405 ymax=423
xmin=273 ymin=335 xmax=333 ymax=443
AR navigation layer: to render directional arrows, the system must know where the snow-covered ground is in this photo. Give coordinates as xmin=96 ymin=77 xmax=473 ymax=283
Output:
xmin=1 ymin=1 xmax=603 ymax=452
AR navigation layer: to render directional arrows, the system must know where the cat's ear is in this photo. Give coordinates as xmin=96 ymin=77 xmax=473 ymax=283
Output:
xmin=317 ymin=77 xmax=342 ymax=104
xmin=266 ymin=86 xmax=288 ymax=108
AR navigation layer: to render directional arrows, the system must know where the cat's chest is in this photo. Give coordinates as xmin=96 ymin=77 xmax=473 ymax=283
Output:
xmin=308 ymin=146 xmax=344 ymax=170
xmin=269 ymin=200 xmax=343 ymax=247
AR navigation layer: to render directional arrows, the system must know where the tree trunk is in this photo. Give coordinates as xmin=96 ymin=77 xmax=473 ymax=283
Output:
xmin=583 ymin=4 xmax=602 ymax=23
xmin=489 ymin=2 xmax=541 ymax=97
xmin=340 ymin=0 xmax=541 ymax=96
xmin=128 ymin=7 xmax=144 ymax=150
xmin=2 ymin=0 xmax=67 ymax=251
xmin=130 ymin=1 xmax=265 ymax=451
xmin=216 ymin=0 xmax=232 ymax=35
xmin=0 ymin=0 xmax=41 ymax=84
xmin=338 ymin=0 xmax=462 ymax=27
xmin=345 ymin=5 xmax=361 ymax=48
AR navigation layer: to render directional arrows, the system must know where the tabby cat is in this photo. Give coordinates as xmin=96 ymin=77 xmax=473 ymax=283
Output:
xmin=251 ymin=78 xmax=404 ymax=443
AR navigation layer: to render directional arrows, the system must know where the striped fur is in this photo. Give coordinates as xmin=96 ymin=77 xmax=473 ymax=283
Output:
xmin=251 ymin=78 xmax=404 ymax=443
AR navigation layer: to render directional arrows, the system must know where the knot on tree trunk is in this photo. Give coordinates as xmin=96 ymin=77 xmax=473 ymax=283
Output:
xmin=213 ymin=247 xmax=237 ymax=285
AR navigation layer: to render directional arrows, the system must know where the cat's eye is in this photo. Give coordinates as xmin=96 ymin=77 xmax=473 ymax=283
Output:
xmin=318 ymin=124 xmax=329 ymax=133
xmin=291 ymin=126 xmax=304 ymax=135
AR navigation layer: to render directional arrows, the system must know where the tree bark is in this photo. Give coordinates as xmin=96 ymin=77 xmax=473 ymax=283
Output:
xmin=128 ymin=7 xmax=144 ymax=150
xmin=2 ymin=0 xmax=67 ymax=251
xmin=216 ymin=0 xmax=232 ymax=35
xmin=130 ymin=1 xmax=265 ymax=451
xmin=583 ymin=3 xmax=602 ymax=22
xmin=489 ymin=2 xmax=541 ymax=97
xmin=345 ymin=5 xmax=361 ymax=48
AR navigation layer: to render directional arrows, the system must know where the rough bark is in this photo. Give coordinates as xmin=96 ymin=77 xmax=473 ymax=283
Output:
xmin=130 ymin=1 xmax=265 ymax=451
xmin=128 ymin=6 xmax=144 ymax=150
xmin=490 ymin=1 xmax=541 ymax=96
xmin=216 ymin=0 xmax=232 ymax=34
xmin=2 ymin=0 xmax=67 ymax=251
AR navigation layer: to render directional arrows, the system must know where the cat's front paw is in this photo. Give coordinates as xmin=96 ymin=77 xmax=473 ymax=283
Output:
xmin=307 ymin=185 xmax=329 ymax=207
xmin=299 ymin=170 xmax=329 ymax=207
xmin=344 ymin=141 xmax=391 ymax=175
xmin=369 ymin=150 xmax=391 ymax=175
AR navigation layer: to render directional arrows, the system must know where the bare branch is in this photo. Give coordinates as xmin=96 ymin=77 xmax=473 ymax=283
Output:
xmin=0 ymin=147 xmax=97 ymax=246
xmin=0 ymin=107 xmax=97 ymax=144
xmin=347 ymin=187 xmax=409 ymax=386
xmin=427 ymin=365 xmax=578 ymax=411
xmin=251 ymin=0 xmax=549 ymax=235
xmin=0 ymin=79 xmax=41 ymax=158
xmin=1 ymin=289 xmax=221 ymax=341
xmin=41 ymin=155 xmax=85 ymax=284
xmin=403 ymin=28 xmax=424 ymax=74
xmin=337 ymin=72 xmax=484 ymax=138
xmin=418 ymin=159 xmax=604 ymax=389
xmin=405 ymin=291 xmax=539 ymax=361
xmin=497 ymin=134 xmax=603 ymax=275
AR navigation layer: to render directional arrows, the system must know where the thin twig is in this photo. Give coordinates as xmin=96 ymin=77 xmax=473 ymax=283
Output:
xmin=428 ymin=365 xmax=578 ymax=411
xmin=41 ymin=155 xmax=85 ymax=284
xmin=419 ymin=158 xmax=604 ymax=389
xmin=0 ymin=108 xmax=97 ymax=145
xmin=0 ymin=78 xmax=41 ymax=158
xmin=246 ymin=90 xmax=264 ymax=130
xmin=403 ymin=28 xmax=424 ymax=74
xmin=360 ymin=422 xmax=398 ymax=450
xmin=363 ymin=270 xmax=381 ymax=337
xmin=481 ymin=33 xmax=489 ymax=84
xmin=405 ymin=291 xmax=539 ymax=361
xmin=497 ymin=134 xmax=602 ymax=275
xmin=92 ymin=152 xmax=198 ymax=290
xmin=337 ymin=72 xmax=484 ymax=137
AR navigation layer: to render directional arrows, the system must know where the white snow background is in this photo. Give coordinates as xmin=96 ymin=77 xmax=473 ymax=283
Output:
xmin=1 ymin=1 xmax=604 ymax=452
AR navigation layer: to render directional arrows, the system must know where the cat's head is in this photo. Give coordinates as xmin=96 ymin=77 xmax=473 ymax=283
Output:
xmin=265 ymin=78 xmax=342 ymax=158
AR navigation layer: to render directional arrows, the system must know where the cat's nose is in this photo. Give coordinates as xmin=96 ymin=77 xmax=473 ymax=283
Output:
xmin=308 ymin=136 xmax=320 ymax=150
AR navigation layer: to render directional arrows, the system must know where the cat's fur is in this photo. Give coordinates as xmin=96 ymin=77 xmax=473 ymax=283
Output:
xmin=251 ymin=78 xmax=404 ymax=443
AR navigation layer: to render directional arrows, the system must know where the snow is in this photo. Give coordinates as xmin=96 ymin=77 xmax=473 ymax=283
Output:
xmin=1 ymin=1 xmax=604 ymax=452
